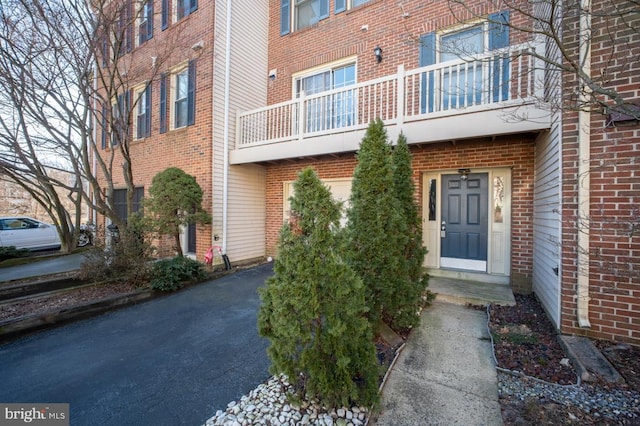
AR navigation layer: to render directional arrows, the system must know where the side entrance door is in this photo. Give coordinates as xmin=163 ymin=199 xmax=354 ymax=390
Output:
xmin=440 ymin=173 xmax=489 ymax=271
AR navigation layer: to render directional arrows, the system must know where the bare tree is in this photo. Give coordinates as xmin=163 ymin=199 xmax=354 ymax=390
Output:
xmin=0 ymin=0 xmax=191 ymax=251
xmin=440 ymin=0 xmax=640 ymax=118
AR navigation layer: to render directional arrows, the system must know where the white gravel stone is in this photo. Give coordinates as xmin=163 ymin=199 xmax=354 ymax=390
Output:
xmin=204 ymin=375 xmax=370 ymax=426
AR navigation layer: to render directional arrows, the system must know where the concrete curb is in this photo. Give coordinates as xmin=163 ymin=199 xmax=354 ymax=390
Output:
xmin=0 ymin=290 xmax=156 ymax=342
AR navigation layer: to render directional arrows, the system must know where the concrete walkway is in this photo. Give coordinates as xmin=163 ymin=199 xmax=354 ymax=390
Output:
xmin=372 ymin=276 xmax=514 ymax=426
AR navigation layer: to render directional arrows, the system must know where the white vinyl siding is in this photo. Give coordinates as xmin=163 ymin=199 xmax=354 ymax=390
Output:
xmin=226 ymin=165 xmax=266 ymax=261
xmin=213 ymin=0 xmax=269 ymax=262
xmin=532 ymin=0 xmax=562 ymax=328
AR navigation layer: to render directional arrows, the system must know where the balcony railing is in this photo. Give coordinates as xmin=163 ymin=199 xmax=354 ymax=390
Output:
xmin=237 ymin=42 xmax=545 ymax=149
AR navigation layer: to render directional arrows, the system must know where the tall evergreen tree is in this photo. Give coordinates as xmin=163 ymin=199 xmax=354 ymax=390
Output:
xmin=390 ymin=132 xmax=429 ymax=328
xmin=346 ymin=118 xmax=408 ymax=326
xmin=258 ymin=168 xmax=378 ymax=408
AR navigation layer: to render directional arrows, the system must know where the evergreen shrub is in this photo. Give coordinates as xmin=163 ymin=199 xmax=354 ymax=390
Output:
xmin=258 ymin=168 xmax=379 ymax=408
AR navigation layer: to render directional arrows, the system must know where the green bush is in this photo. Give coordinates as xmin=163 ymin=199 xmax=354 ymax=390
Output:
xmin=78 ymin=217 xmax=155 ymax=287
xmin=258 ymin=168 xmax=379 ymax=408
xmin=0 ymin=246 xmax=31 ymax=262
xmin=150 ymin=256 xmax=206 ymax=291
xmin=346 ymin=118 xmax=408 ymax=326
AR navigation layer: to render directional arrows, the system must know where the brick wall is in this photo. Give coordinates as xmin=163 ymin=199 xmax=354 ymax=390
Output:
xmin=267 ymin=0 xmax=532 ymax=106
xmin=559 ymin=0 xmax=640 ymax=345
xmin=95 ymin=0 xmax=216 ymax=259
xmin=265 ymin=135 xmax=536 ymax=282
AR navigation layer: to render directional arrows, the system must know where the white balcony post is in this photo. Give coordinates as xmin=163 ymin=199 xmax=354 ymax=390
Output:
xmin=298 ymin=91 xmax=306 ymax=142
xmin=235 ymin=110 xmax=242 ymax=147
xmin=532 ymin=43 xmax=546 ymax=100
xmin=397 ymin=64 xmax=405 ymax=127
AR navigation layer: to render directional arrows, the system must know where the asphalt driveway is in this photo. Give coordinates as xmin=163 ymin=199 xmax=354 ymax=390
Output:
xmin=0 ymin=263 xmax=273 ymax=425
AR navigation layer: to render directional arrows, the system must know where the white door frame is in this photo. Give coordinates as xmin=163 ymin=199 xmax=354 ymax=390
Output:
xmin=422 ymin=168 xmax=511 ymax=280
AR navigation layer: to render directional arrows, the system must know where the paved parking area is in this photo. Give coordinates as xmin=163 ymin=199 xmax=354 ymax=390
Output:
xmin=0 ymin=263 xmax=273 ymax=426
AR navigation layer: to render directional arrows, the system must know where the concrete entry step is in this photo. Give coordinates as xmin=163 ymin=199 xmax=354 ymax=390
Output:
xmin=559 ymin=335 xmax=625 ymax=383
xmin=428 ymin=275 xmax=516 ymax=307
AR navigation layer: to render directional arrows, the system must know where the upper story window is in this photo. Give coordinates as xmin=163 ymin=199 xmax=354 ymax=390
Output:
xmin=163 ymin=60 xmax=196 ymax=131
xmin=161 ymin=0 xmax=197 ymax=30
xmin=138 ymin=0 xmax=154 ymax=45
xmin=419 ymin=11 xmax=510 ymax=112
xmin=335 ymin=0 xmax=370 ymax=14
xmin=111 ymin=91 xmax=130 ymax=146
xmin=176 ymin=0 xmax=198 ymax=21
xmin=174 ymin=69 xmax=189 ymax=128
xmin=281 ymin=0 xmax=371 ymax=35
xmin=134 ymin=84 xmax=152 ymax=139
xmin=440 ymin=25 xmax=484 ymax=61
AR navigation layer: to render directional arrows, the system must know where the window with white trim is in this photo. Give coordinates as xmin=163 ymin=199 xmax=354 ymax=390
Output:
xmin=294 ymin=61 xmax=356 ymax=132
xmin=418 ymin=11 xmax=510 ymax=113
xmin=111 ymin=91 xmax=129 ymax=146
xmin=280 ymin=0 xmax=371 ymax=35
xmin=138 ymin=0 xmax=154 ymax=45
xmin=134 ymin=84 xmax=151 ymax=139
xmin=169 ymin=60 xmax=196 ymax=130
xmin=176 ymin=0 xmax=197 ymax=21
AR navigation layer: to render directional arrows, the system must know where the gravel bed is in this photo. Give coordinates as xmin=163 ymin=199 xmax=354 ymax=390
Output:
xmin=498 ymin=371 xmax=640 ymax=421
xmin=204 ymin=375 xmax=369 ymax=426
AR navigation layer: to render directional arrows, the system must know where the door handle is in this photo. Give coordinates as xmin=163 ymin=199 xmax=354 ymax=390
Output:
xmin=440 ymin=221 xmax=446 ymax=238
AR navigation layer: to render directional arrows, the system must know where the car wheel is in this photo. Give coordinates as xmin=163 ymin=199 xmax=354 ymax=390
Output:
xmin=77 ymin=233 xmax=92 ymax=247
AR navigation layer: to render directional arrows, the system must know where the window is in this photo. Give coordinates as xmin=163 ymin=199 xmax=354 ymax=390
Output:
xmin=419 ymin=11 xmax=510 ymax=113
xmin=101 ymin=103 xmax=109 ymax=149
xmin=294 ymin=62 xmax=356 ymax=132
xmin=441 ymin=25 xmax=484 ymax=109
xmin=135 ymin=84 xmax=152 ymax=139
xmin=111 ymin=91 xmax=130 ymax=146
xmin=335 ymin=0 xmax=370 ymax=13
xmin=280 ymin=0 xmax=328 ymax=35
xmin=112 ymin=187 xmax=144 ymax=221
xmin=170 ymin=61 xmax=196 ymax=130
xmin=177 ymin=0 xmax=197 ymax=20
xmin=138 ymin=0 xmax=154 ymax=45
xmin=175 ymin=69 xmax=188 ymax=128
xmin=115 ymin=1 xmax=133 ymax=56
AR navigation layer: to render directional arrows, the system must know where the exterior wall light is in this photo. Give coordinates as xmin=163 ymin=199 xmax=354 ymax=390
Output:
xmin=458 ymin=168 xmax=471 ymax=181
xmin=373 ymin=46 xmax=382 ymax=63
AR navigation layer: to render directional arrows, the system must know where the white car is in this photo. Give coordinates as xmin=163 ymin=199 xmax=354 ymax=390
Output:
xmin=0 ymin=217 xmax=62 ymax=251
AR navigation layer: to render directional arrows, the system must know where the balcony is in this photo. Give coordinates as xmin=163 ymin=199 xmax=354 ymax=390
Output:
xmin=231 ymin=42 xmax=551 ymax=164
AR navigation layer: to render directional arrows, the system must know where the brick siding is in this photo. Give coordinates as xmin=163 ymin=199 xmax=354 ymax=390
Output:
xmin=95 ymin=0 xmax=216 ymax=259
xmin=265 ymin=135 xmax=536 ymax=281
xmin=559 ymin=1 xmax=640 ymax=344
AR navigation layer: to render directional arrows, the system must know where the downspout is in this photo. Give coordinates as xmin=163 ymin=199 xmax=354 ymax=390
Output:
xmin=576 ymin=0 xmax=591 ymax=328
xmin=221 ymin=0 xmax=232 ymax=255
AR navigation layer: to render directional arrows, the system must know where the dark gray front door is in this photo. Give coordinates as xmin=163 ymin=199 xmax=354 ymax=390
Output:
xmin=441 ymin=173 xmax=488 ymax=263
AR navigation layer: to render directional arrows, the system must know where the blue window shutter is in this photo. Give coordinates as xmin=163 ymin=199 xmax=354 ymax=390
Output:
xmin=147 ymin=1 xmax=154 ymax=40
xmin=280 ymin=0 xmax=290 ymax=35
xmin=187 ymin=60 xmax=196 ymax=126
xmin=101 ymin=103 xmax=108 ymax=149
xmin=145 ymin=84 xmax=152 ymax=137
xmin=419 ymin=32 xmax=435 ymax=114
xmin=489 ymin=11 xmax=510 ymax=101
xmin=489 ymin=11 xmax=510 ymax=50
xmin=319 ymin=0 xmax=329 ymax=20
xmin=161 ymin=0 xmax=168 ymax=30
xmin=335 ymin=0 xmax=346 ymax=13
xmin=159 ymin=74 xmax=167 ymax=133
xmin=125 ymin=0 xmax=133 ymax=52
